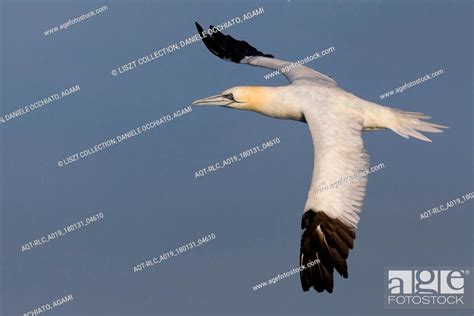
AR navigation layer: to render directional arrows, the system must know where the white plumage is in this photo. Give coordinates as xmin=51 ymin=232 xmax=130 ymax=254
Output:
xmin=192 ymin=22 xmax=447 ymax=293
xmin=224 ymin=56 xmax=445 ymax=227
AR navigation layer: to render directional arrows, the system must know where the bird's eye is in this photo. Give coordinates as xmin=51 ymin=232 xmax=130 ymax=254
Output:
xmin=225 ymin=93 xmax=234 ymax=100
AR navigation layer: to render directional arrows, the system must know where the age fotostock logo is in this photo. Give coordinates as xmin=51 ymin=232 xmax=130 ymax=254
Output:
xmin=385 ymin=268 xmax=473 ymax=309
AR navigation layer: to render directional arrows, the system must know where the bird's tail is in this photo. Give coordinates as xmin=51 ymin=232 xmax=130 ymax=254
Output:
xmin=388 ymin=109 xmax=448 ymax=142
xmin=363 ymin=102 xmax=448 ymax=142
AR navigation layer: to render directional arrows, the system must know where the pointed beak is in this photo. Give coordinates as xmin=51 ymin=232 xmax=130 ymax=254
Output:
xmin=192 ymin=94 xmax=231 ymax=106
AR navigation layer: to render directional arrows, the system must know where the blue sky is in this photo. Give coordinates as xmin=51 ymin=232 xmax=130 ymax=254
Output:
xmin=1 ymin=1 xmax=472 ymax=315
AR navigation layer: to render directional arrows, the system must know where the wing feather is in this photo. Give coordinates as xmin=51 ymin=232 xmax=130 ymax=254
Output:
xmin=305 ymin=110 xmax=369 ymax=227
xmin=195 ymin=22 xmax=336 ymax=85
xmin=300 ymin=110 xmax=368 ymax=293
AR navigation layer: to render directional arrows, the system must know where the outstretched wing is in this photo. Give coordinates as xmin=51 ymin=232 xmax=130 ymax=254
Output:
xmin=300 ymin=109 xmax=369 ymax=293
xmin=195 ymin=22 xmax=336 ymax=86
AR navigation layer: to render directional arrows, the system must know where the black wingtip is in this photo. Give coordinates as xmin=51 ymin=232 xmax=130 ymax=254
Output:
xmin=300 ymin=210 xmax=356 ymax=294
xmin=194 ymin=20 xmax=274 ymax=63
xmin=195 ymin=22 xmax=203 ymax=31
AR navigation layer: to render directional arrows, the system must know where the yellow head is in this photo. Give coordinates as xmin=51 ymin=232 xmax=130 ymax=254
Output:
xmin=192 ymin=86 xmax=272 ymax=113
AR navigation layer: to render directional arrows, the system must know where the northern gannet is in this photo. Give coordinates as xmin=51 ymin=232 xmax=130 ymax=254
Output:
xmin=192 ymin=22 xmax=447 ymax=293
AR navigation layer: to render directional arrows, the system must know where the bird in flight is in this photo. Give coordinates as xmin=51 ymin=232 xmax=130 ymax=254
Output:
xmin=192 ymin=22 xmax=447 ymax=293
